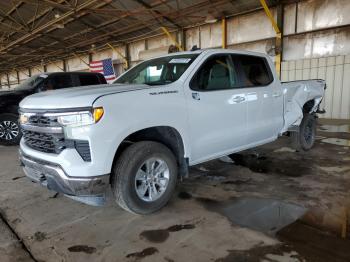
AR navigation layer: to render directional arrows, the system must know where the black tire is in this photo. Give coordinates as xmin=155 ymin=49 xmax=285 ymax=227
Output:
xmin=111 ymin=141 xmax=178 ymax=214
xmin=291 ymin=113 xmax=316 ymax=151
xmin=0 ymin=113 xmax=21 ymax=146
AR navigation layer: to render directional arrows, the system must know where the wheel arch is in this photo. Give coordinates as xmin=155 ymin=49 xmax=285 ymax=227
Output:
xmin=111 ymin=126 xmax=189 ymax=181
xmin=302 ymin=98 xmax=322 ymax=114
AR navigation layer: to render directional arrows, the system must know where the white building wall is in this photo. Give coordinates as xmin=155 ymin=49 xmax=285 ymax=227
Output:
xmin=282 ymin=55 xmax=350 ymax=119
xmin=46 ymin=61 xmax=64 ymax=72
xmin=66 ymin=56 xmax=89 ymax=72
xmin=227 ymin=8 xmax=276 ymax=45
xmin=18 ymin=69 xmax=30 ymax=83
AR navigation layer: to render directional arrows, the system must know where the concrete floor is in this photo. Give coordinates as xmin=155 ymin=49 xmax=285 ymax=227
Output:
xmin=0 ymin=120 xmax=349 ymax=262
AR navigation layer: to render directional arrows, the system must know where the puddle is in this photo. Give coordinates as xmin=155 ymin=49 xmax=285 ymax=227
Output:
xmin=34 ymin=231 xmax=46 ymax=242
xmin=221 ymin=178 xmax=252 ymax=185
xmin=197 ymin=197 xmax=306 ymax=235
xmin=215 ymin=244 xmax=303 ymax=262
xmin=277 ymin=220 xmax=350 ymax=262
xmin=140 ymin=224 xmax=195 ymax=243
xmin=199 ymin=197 xmax=350 ymax=261
xmin=229 ymin=154 xmax=311 ymax=177
xmin=68 ymin=245 xmax=96 ymax=254
xmin=12 ymin=176 xmax=25 ymax=181
xmin=178 ymin=191 xmax=192 ymax=200
xmin=126 ymin=247 xmax=158 ymax=259
xmin=319 ymin=125 xmax=350 ymax=133
xmin=321 ymin=138 xmax=350 ymax=147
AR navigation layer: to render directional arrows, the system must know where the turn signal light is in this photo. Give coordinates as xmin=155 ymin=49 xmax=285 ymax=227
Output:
xmin=93 ymin=107 xmax=104 ymax=123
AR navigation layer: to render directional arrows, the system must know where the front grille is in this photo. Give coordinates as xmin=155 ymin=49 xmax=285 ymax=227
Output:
xmin=28 ymin=115 xmax=59 ymax=127
xmin=21 ymin=111 xmax=91 ymax=161
xmin=23 ymin=130 xmax=67 ymax=154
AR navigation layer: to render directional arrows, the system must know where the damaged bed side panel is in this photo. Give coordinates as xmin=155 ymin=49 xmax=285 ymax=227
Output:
xmin=281 ymin=80 xmax=325 ymax=133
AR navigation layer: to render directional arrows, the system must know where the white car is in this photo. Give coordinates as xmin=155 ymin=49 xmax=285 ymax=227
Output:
xmin=19 ymin=49 xmax=325 ymax=214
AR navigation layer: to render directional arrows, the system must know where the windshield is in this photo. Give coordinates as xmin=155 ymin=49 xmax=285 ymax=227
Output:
xmin=15 ymin=75 xmax=46 ymax=90
xmin=115 ymin=54 xmax=199 ymax=86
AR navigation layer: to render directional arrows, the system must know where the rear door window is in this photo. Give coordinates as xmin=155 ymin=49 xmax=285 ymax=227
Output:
xmin=49 ymin=75 xmax=74 ymax=90
xmin=78 ymin=74 xmax=100 ymax=86
xmin=233 ymin=55 xmax=273 ymax=87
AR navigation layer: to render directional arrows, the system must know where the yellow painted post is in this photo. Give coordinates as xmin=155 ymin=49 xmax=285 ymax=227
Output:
xmin=259 ymin=0 xmax=280 ymax=34
xmin=107 ymin=43 xmax=128 ymax=69
xmin=222 ymin=17 xmax=227 ymax=49
xmin=161 ymin=27 xmax=184 ymax=51
xmin=260 ymin=0 xmax=282 ymax=78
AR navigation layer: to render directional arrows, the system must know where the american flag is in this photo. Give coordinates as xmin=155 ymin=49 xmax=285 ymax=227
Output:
xmin=89 ymin=58 xmax=116 ymax=83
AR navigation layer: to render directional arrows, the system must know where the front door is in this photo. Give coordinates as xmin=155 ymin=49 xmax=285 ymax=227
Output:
xmin=185 ymin=54 xmax=247 ymax=164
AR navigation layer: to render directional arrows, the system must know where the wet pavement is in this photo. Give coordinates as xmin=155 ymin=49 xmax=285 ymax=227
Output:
xmin=0 ymin=119 xmax=349 ymax=261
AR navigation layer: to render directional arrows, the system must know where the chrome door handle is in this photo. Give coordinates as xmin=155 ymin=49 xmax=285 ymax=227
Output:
xmin=272 ymin=92 xmax=282 ymax=98
xmin=233 ymin=96 xmax=245 ymax=103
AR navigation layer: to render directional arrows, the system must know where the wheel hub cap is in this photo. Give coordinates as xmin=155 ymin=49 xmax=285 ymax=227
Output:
xmin=0 ymin=121 xmax=19 ymax=141
xmin=135 ymin=158 xmax=170 ymax=202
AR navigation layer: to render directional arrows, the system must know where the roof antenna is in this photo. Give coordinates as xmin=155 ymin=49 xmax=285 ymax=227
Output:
xmin=191 ymin=45 xmax=200 ymax=51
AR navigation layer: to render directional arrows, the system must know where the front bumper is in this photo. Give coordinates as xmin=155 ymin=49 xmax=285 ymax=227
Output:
xmin=19 ymin=150 xmax=109 ymax=197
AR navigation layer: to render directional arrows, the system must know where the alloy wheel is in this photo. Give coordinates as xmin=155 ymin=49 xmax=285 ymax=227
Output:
xmin=135 ymin=157 xmax=170 ymax=202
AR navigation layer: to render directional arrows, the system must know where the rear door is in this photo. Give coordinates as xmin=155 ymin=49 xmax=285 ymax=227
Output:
xmin=233 ymin=54 xmax=283 ymax=145
xmin=185 ymin=54 xmax=247 ymax=164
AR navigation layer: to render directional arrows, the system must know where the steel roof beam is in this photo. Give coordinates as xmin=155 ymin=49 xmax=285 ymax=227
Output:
xmin=133 ymin=0 xmax=181 ymax=28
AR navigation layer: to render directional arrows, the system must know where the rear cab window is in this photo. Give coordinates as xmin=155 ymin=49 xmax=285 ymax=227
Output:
xmin=47 ymin=74 xmax=74 ymax=90
xmin=78 ymin=74 xmax=100 ymax=86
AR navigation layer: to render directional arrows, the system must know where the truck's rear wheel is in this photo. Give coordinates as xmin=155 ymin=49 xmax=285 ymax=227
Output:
xmin=0 ymin=113 xmax=21 ymax=146
xmin=111 ymin=141 xmax=177 ymax=214
xmin=291 ymin=113 xmax=316 ymax=151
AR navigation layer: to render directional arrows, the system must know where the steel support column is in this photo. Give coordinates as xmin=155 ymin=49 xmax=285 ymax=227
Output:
xmin=222 ymin=17 xmax=227 ymax=49
xmin=125 ymin=43 xmax=131 ymax=70
xmin=161 ymin=27 xmax=183 ymax=51
xmin=260 ymin=0 xmax=282 ymax=78
xmin=6 ymin=74 xmax=10 ymax=89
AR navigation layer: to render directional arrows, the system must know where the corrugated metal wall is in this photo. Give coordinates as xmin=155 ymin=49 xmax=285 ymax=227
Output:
xmin=281 ymin=55 xmax=350 ymax=119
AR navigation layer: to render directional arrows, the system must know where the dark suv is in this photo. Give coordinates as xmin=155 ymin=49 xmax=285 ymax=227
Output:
xmin=0 ymin=72 xmax=107 ymax=145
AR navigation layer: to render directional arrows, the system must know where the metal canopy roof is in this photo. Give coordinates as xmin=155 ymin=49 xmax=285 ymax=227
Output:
xmin=0 ymin=0 xmax=280 ymax=73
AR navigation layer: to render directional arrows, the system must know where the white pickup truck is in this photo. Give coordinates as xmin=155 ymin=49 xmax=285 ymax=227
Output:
xmin=19 ymin=49 xmax=325 ymax=214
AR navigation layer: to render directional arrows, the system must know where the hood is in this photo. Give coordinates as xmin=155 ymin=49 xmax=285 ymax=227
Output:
xmin=0 ymin=89 xmax=33 ymax=106
xmin=19 ymin=83 xmax=150 ymax=110
xmin=0 ymin=89 xmax=32 ymax=97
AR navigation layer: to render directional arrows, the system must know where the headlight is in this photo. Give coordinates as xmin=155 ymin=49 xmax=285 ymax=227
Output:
xmin=57 ymin=107 xmax=104 ymax=127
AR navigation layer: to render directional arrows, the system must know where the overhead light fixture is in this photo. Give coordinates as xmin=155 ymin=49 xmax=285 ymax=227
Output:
xmin=205 ymin=12 xmax=218 ymax=23
xmin=53 ymin=13 xmax=64 ymax=29
xmin=54 ymin=23 xmax=65 ymax=29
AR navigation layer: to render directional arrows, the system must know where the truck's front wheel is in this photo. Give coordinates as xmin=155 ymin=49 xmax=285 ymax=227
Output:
xmin=291 ymin=113 xmax=317 ymax=151
xmin=111 ymin=141 xmax=178 ymax=214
